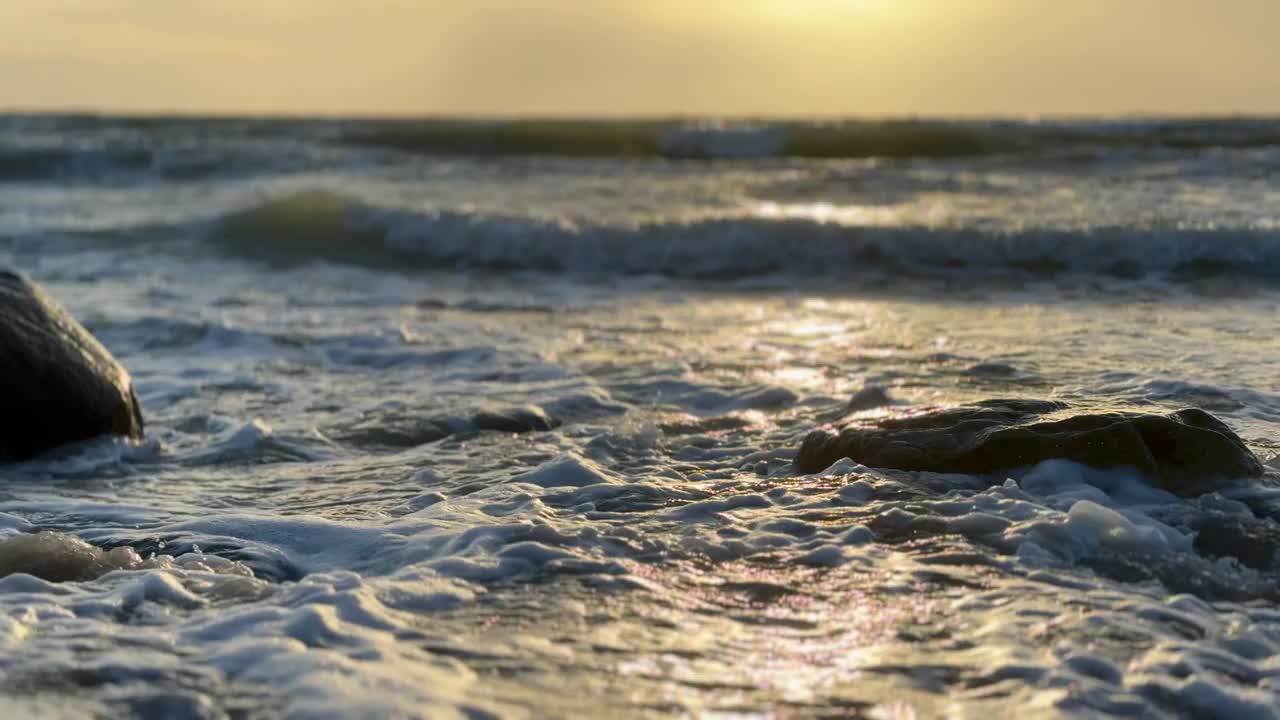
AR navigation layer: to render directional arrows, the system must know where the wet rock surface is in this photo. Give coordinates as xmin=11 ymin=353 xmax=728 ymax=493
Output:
xmin=795 ymin=399 xmax=1263 ymax=496
xmin=0 ymin=270 xmax=144 ymax=461
xmin=329 ymin=404 xmax=562 ymax=450
xmin=471 ymin=405 xmax=561 ymax=433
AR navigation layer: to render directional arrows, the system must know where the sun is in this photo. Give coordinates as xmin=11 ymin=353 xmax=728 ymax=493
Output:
xmin=749 ymin=0 xmax=896 ymax=22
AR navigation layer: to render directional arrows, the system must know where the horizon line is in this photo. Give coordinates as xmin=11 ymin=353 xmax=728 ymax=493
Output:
xmin=4 ymin=107 xmax=1280 ymax=123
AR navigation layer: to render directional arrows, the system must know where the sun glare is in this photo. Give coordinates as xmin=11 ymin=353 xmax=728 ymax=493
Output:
xmin=752 ymin=0 xmax=893 ymax=20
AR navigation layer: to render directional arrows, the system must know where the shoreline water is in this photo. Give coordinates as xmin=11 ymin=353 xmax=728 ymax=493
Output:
xmin=0 ymin=115 xmax=1278 ymax=717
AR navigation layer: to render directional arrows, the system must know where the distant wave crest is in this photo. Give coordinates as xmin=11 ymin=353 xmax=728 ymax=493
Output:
xmin=340 ymin=118 xmax=1280 ymax=160
xmin=7 ymin=115 xmax=1280 ymax=183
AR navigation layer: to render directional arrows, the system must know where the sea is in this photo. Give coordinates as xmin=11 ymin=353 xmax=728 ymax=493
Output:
xmin=1 ymin=114 xmax=1279 ymax=719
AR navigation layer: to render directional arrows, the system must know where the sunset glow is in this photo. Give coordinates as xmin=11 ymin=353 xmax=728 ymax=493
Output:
xmin=2 ymin=1 xmax=1279 ymax=116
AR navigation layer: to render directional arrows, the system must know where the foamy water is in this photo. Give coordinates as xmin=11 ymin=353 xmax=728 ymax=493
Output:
xmin=1 ymin=115 xmax=1279 ymax=718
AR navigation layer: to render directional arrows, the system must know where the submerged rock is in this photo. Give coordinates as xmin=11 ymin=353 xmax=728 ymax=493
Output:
xmin=330 ymin=405 xmax=562 ymax=450
xmin=846 ymin=385 xmax=895 ymax=412
xmin=0 ymin=270 xmax=144 ymax=460
xmin=795 ymin=399 xmax=1262 ymax=496
xmin=0 ymin=531 xmax=264 ymax=585
xmin=0 ymin=531 xmax=143 ymax=582
xmin=472 ymin=405 xmax=560 ymax=433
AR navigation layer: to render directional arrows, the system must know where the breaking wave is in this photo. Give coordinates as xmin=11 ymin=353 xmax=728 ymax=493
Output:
xmin=205 ymin=191 xmax=1280 ymax=281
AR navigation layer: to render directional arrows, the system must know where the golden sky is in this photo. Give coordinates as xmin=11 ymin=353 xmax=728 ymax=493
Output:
xmin=2 ymin=0 xmax=1278 ymax=117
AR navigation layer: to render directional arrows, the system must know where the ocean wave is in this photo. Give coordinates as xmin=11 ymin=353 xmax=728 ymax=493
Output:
xmin=340 ymin=117 xmax=1280 ymax=160
xmin=0 ymin=117 xmax=345 ymax=183
xmin=336 ymin=119 xmax=1027 ymax=160
xmin=8 ymin=115 xmax=1280 ymax=180
xmin=0 ymin=146 xmax=155 ymax=182
xmin=205 ymin=191 xmax=1280 ymax=281
xmin=0 ymin=144 xmax=287 ymax=183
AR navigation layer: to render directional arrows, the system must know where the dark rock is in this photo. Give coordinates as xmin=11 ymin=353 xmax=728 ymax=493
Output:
xmin=329 ymin=405 xmax=560 ymax=450
xmin=472 ymin=405 xmax=560 ymax=433
xmin=795 ymin=399 xmax=1262 ymax=496
xmin=328 ymin=418 xmax=453 ymax=450
xmin=966 ymin=362 xmax=1019 ymax=377
xmin=1192 ymin=514 xmax=1280 ymax=571
xmin=0 ymin=270 xmax=144 ymax=460
xmin=847 ymin=385 xmax=895 ymax=412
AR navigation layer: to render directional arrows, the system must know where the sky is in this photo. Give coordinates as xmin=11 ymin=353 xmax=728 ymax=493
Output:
xmin=2 ymin=0 xmax=1279 ymax=117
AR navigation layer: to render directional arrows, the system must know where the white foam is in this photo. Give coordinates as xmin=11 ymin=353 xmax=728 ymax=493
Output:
xmin=513 ymin=453 xmax=618 ymax=488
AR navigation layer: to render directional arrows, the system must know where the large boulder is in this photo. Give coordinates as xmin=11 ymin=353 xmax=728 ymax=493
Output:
xmin=0 ymin=270 xmax=143 ymax=460
xmin=795 ymin=399 xmax=1262 ymax=496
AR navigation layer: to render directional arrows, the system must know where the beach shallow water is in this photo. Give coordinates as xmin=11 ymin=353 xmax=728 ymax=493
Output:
xmin=1 ymin=116 xmax=1279 ymax=718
